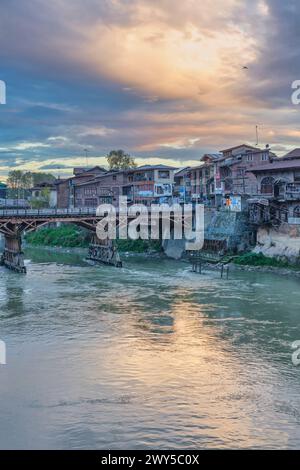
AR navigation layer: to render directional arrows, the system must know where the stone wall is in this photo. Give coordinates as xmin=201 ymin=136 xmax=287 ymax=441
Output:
xmin=254 ymin=224 xmax=300 ymax=263
xmin=163 ymin=209 xmax=255 ymax=259
xmin=204 ymin=209 xmax=255 ymax=253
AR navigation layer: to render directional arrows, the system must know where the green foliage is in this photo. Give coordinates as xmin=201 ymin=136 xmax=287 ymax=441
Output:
xmin=25 ymin=224 xmax=90 ymax=248
xmin=234 ymin=252 xmax=298 ymax=268
xmin=116 ymin=239 xmax=162 ymax=253
xmin=31 ymin=173 xmax=56 ymax=185
xmin=7 ymin=170 xmax=55 ymax=198
xmin=106 ymin=150 xmax=136 ymax=170
xmin=31 ymin=188 xmax=51 ymax=209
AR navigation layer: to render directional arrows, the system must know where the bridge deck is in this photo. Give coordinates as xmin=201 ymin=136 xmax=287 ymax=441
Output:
xmin=0 ymin=208 xmax=97 ymax=219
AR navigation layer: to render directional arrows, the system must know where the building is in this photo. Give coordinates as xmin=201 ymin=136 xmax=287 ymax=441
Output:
xmin=190 ymin=154 xmax=221 ymax=205
xmin=248 ymin=152 xmax=300 ymax=225
xmin=68 ymin=164 xmax=178 ymax=208
xmin=174 ymin=167 xmax=192 ymax=203
xmin=74 ymin=171 xmax=124 ymax=207
xmin=125 ymin=164 xmax=177 ymax=206
xmin=30 ymin=182 xmax=57 ymax=208
xmin=214 ymin=144 xmax=274 ymax=201
xmin=56 ymin=166 xmax=107 ymax=208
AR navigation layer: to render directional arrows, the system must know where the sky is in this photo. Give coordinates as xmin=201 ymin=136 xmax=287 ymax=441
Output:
xmin=0 ymin=0 xmax=300 ymax=179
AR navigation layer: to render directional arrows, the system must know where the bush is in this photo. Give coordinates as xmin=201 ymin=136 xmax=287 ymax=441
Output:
xmin=25 ymin=224 xmax=90 ymax=248
xmin=116 ymin=239 xmax=162 ymax=253
xmin=234 ymin=252 xmax=294 ymax=268
xmin=25 ymin=226 xmax=162 ymax=252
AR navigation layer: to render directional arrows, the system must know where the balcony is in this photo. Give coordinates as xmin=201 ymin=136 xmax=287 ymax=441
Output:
xmin=285 ymin=183 xmax=300 ymax=201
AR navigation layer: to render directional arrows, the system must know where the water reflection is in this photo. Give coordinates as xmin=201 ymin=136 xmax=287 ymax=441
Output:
xmin=0 ymin=250 xmax=300 ymax=449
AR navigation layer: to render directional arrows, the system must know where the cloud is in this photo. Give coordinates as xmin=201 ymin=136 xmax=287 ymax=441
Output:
xmin=0 ymin=0 xmax=300 ymax=178
xmin=14 ymin=142 xmax=51 ymax=151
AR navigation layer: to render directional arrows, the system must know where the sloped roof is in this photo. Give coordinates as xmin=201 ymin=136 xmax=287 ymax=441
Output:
xmin=220 ymin=144 xmax=259 ymax=153
xmin=282 ymin=148 xmax=300 ymax=160
xmin=174 ymin=167 xmax=191 ymax=177
xmin=249 ymin=160 xmax=300 ymax=173
xmin=134 ymin=164 xmax=177 ymax=171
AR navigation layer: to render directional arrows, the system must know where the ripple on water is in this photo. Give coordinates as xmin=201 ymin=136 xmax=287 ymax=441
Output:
xmin=1 ymin=254 xmax=300 ymax=449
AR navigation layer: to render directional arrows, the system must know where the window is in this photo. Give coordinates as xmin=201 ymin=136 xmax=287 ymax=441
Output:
xmin=261 ymin=177 xmax=274 ymax=195
xmin=113 ymin=175 xmax=117 ymax=181
xmin=84 ymin=187 xmax=97 ymax=196
xmin=261 ymin=153 xmax=268 ymax=161
xmin=221 ymin=167 xmax=232 ymax=178
xmin=85 ymin=198 xmax=97 ymax=207
xmin=224 ymin=178 xmax=233 ymax=192
xmin=294 ymin=171 xmax=300 ymax=182
xmin=158 ymin=170 xmax=170 ymax=179
xmin=294 ymin=206 xmax=300 ymax=218
xmin=247 ymin=154 xmax=253 ymax=162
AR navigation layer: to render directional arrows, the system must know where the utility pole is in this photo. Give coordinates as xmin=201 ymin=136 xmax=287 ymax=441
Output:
xmin=255 ymin=125 xmax=259 ymax=146
xmin=84 ymin=148 xmax=89 ymax=167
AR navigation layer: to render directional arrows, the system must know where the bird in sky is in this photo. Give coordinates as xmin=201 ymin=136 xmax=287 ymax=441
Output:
xmin=242 ymin=66 xmax=249 ymax=70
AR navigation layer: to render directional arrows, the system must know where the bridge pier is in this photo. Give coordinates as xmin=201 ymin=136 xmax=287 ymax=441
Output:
xmin=87 ymin=236 xmax=122 ymax=268
xmin=0 ymin=234 xmax=26 ymax=273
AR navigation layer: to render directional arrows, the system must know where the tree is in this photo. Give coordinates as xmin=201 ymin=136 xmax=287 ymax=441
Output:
xmin=7 ymin=170 xmax=23 ymax=191
xmin=7 ymin=170 xmax=55 ymax=199
xmin=31 ymin=188 xmax=51 ymax=209
xmin=7 ymin=170 xmax=28 ymax=198
xmin=106 ymin=150 xmax=136 ymax=170
xmin=31 ymin=172 xmax=56 ymax=186
xmin=21 ymin=172 xmax=33 ymax=191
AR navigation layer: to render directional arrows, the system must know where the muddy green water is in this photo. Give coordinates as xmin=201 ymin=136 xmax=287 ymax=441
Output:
xmin=0 ymin=247 xmax=300 ymax=449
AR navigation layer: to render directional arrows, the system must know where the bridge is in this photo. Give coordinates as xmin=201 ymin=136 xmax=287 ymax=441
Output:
xmin=0 ymin=207 xmax=202 ymax=274
xmin=0 ymin=208 xmax=114 ymax=273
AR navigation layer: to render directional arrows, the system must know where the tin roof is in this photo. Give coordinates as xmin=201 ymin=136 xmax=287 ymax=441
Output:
xmin=249 ymin=160 xmax=300 ymax=173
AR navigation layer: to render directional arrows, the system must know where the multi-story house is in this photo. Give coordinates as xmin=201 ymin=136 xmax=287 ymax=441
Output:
xmin=174 ymin=167 xmax=192 ymax=203
xmin=248 ymin=149 xmax=300 ymax=224
xmin=125 ymin=164 xmax=177 ymax=206
xmin=215 ymin=144 xmax=274 ymax=201
xmin=66 ymin=164 xmax=177 ymax=209
xmin=190 ymin=154 xmax=221 ymax=205
xmin=56 ymin=166 xmax=107 ymax=208
xmin=74 ymin=170 xmax=125 ymax=207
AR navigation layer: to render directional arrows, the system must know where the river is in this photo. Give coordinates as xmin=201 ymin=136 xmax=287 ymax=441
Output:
xmin=0 ymin=247 xmax=300 ymax=449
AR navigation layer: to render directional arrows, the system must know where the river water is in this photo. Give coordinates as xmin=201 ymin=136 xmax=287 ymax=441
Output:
xmin=0 ymin=248 xmax=300 ymax=449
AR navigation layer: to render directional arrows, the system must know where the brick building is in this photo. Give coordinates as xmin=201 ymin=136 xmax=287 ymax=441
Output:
xmin=215 ymin=144 xmax=274 ymax=199
xmin=56 ymin=166 xmax=106 ymax=208
xmin=126 ymin=165 xmax=177 ymax=206
xmin=190 ymin=154 xmax=221 ymax=205
xmin=248 ymin=149 xmax=300 ymax=224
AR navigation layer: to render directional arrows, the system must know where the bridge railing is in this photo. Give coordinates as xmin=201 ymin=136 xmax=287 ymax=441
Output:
xmin=0 ymin=207 xmax=97 ymax=217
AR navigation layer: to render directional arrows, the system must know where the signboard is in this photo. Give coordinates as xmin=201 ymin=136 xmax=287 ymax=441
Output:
xmin=154 ymin=184 xmax=172 ymax=197
xmin=177 ymin=186 xmax=186 ymax=202
xmin=137 ymin=190 xmax=154 ymax=197
xmin=227 ymin=196 xmax=242 ymax=212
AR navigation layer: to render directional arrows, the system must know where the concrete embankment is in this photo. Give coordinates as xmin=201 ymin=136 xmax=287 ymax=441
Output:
xmin=253 ymin=224 xmax=300 ymax=264
xmin=163 ymin=209 xmax=255 ymax=259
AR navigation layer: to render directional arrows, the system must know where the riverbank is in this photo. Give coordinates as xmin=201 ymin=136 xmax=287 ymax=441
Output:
xmin=230 ymin=252 xmax=300 ymax=278
xmin=23 ymin=225 xmax=300 ymax=278
xmin=25 ymin=224 xmax=163 ymax=254
xmin=229 ymin=262 xmax=300 ymax=279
